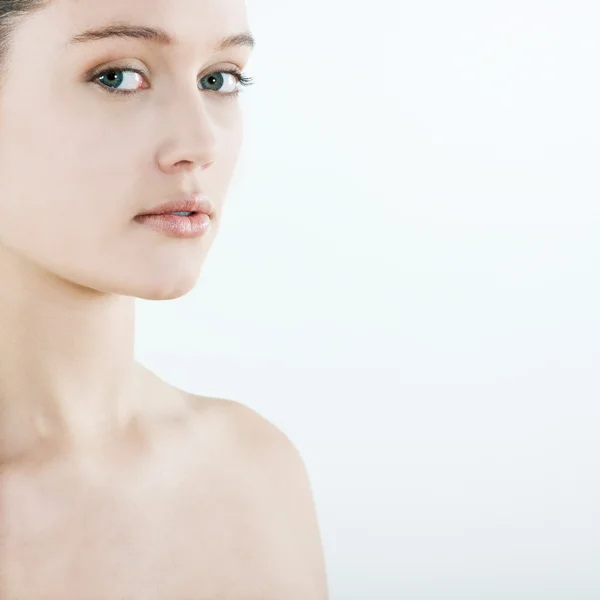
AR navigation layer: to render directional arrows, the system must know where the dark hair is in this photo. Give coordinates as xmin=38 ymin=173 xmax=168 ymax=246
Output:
xmin=0 ymin=0 xmax=46 ymax=84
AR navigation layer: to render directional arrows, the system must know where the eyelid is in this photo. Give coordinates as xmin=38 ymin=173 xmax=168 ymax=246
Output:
xmin=87 ymin=59 xmax=246 ymax=80
xmin=87 ymin=61 xmax=148 ymax=81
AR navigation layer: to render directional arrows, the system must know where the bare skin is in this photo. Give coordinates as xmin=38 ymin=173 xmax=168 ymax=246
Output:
xmin=1 ymin=367 xmax=328 ymax=599
xmin=0 ymin=0 xmax=329 ymax=597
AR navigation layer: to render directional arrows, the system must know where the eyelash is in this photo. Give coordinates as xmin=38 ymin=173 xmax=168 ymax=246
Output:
xmin=91 ymin=65 xmax=254 ymax=99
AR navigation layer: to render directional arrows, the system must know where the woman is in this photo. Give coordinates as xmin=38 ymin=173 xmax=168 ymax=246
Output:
xmin=0 ymin=0 xmax=329 ymax=598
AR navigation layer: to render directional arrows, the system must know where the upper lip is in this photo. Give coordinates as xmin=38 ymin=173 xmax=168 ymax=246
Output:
xmin=137 ymin=192 xmax=213 ymax=217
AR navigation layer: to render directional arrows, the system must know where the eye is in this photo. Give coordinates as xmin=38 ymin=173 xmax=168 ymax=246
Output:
xmin=92 ymin=66 xmax=254 ymax=98
xmin=94 ymin=68 xmax=148 ymax=94
xmin=199 ymin=71 xmax=251 ymax=96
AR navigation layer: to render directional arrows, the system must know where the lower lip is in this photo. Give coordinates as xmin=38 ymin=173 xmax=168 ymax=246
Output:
xmin=133 ymin=212 xmax=211 ymax=238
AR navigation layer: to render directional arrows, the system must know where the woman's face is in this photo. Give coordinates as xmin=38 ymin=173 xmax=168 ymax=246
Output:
xmin=0 ymin=0 xmax=253 ymax=300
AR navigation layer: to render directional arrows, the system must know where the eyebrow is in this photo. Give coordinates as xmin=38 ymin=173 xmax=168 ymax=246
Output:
xmin=69 ymin=23 xmax=255 ymax=52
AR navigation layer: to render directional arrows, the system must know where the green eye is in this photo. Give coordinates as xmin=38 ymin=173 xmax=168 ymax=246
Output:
xmin=93 ymin=67 xmax=254 ymax=98
xmin=199 ymin=70 xmax=254 ymax=97
xmin=95 ymin=68 xmax=146 ymax=93
xmin=200 ymin=72 xmax=228 ymax=91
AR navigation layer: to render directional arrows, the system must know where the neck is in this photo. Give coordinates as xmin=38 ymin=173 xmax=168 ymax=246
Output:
xmin=0 ymin=250 xmax=144 ymax=463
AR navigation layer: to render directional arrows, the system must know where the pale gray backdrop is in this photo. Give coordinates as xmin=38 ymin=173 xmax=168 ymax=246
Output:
xmin=136 ymin=1 xmax=600 ymax=598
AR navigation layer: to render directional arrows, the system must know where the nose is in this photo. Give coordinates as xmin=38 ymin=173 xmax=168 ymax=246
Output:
xmin=155 ymin=96 xmax=218 ymax=174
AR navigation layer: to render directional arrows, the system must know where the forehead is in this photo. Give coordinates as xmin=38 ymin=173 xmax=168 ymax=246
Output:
xmin=47 ymin=0 xmax=250 ymax=48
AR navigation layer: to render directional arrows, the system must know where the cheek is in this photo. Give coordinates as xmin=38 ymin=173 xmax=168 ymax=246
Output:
xmin=219 ymin=116 xmax=245 ymax=175
xmin=0 ymin=113 xmax=128 ymax=260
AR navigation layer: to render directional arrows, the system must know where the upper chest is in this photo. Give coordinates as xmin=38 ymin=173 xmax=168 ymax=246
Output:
xmin=0 ymin=443 xmax=302 ymax=599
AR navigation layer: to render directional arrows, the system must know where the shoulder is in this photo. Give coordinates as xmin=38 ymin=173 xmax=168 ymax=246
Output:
xmin=186 ymin=394 xmax=330 ymax=599
xmin=187 ymin=393 xmax=308 ymax=479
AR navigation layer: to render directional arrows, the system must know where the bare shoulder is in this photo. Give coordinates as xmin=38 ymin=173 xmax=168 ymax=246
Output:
xmin=185 ymin=393 xmax=330 ymax=599
xmin=185 ymin=394 xmax=318 ymax=491
xmin=184 ymin=393 xmax=298 ymax=459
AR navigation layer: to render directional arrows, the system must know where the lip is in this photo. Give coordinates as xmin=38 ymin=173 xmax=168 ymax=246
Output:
xmin=134 ymin=211 xmax=211 ymax=239
xmin=137 ymin=193 xmax=214 ymax=217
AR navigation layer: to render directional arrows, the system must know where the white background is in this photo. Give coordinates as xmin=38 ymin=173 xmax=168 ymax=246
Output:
xmin=135 ymin=1 xmax=600 ymax=598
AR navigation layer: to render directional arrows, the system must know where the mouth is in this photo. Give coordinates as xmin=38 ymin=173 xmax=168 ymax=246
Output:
xmin=134 ymin=210 xmax=206 ymax=221
xmin=137 ymin=194 xmax=213 ymax=219
xmin=133 ymin=209 xmax=211 ymax=238
xmin=137 ymin=210 xmax=201 ymax=218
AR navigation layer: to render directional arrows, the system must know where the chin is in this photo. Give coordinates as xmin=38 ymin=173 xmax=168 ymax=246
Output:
xmin=44 ymin=238 xmax=214 ymax=299
xmin=134 ymin=281 xmax=198 ymax=301
xmin=66 ymin=267 xmax=203 ymax=301
xmin=120 ymin=271 xmax=204 ymax=300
